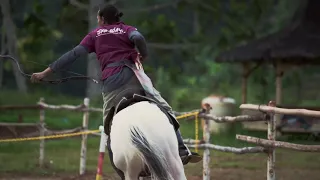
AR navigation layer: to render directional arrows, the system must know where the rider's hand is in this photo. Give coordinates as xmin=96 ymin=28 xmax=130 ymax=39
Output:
xmin=30 ymin=72 xmax=46 ymax=83
xmin=134 ymin=53 xmax=143 ymax=70
xmin=139 ymin=54 xmax=147 ymax=62
xmin=136 ymin=52 xmax=146 ymax=62
xmin=30 ymin=67 xmax=52 ymax=83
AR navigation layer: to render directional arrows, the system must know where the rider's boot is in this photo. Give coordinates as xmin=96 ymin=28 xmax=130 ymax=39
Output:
xmin=175 ymin=129 xmax=202 ymax=165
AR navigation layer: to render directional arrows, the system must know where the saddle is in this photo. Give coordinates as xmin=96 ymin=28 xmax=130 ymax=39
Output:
xmin=103 ymin=88 xmax=179 ymax=136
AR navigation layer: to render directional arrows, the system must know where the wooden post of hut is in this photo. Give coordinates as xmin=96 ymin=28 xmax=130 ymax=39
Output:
xmin=275 ymin=62 xmax=284 ymax=137
xmin=241 ymin=63 xmax=250 ymax=104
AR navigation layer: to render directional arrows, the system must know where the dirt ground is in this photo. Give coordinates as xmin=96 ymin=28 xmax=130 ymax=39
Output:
xmin=1 ymin=127 xmax=319 ymax=180
xmin=1 ymin=168 xmax=319 ymax=180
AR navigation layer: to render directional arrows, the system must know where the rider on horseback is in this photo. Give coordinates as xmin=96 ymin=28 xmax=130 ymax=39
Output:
xmin=31 ymin=4 xmax=201 ymax=165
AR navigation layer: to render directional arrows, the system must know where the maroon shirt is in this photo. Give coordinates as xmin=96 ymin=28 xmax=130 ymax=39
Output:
xmin=80 ymin=22 xmax=138 ymax=80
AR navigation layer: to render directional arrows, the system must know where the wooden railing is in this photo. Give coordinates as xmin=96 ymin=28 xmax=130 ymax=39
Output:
xmin=1 ymin=99 xmax=320 ymax=180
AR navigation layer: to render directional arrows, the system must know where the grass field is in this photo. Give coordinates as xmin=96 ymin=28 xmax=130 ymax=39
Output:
xmin=0 ymin=137 xmax=319 ymax=180
xmin=0 ymin=90 xmax=320 ymax=179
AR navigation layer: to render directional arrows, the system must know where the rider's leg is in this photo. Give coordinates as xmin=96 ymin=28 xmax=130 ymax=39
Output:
xmin=102 ymin=74 xmax=143 ymax=135
xmin=102 ymin=91 xmax=126 ymax=179
xmin=150 ymin=88 xmax=202 ymax=164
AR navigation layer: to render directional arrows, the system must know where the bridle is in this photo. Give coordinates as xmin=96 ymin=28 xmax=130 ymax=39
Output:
xmin=0 ymin=55 xmax=99 ymax=84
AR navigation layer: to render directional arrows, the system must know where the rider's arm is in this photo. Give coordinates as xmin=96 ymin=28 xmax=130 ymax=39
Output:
xmin=48 ymin=45 xmax=89 ymax=72
xmin=49 ymin=33 xmax=94 ymax=73
xmin=129 ymin=31 xmax=148 ymax=60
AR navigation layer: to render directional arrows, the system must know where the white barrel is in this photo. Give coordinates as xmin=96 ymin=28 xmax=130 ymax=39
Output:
xmin=201 ymin=95 xmax=236 ymax=134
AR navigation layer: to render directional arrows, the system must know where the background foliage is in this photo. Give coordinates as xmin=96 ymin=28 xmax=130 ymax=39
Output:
xmin=1 ymin=0 xmax=319 ymax=110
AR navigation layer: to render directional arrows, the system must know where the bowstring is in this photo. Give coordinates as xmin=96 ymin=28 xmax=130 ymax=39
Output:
xmin=23 ymin=60 xmax=87 ymax=77
xmin=1 ymin=55 xmax=89 ymax=78
xmin=0 ymin=55 xmax=99 ymax=84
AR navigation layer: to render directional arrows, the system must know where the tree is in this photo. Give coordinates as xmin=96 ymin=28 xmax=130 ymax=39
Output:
xmin=69 ymin=0 xmax=106 ymax=98
xmin=0 ymin=0 xmax=28 ymax=92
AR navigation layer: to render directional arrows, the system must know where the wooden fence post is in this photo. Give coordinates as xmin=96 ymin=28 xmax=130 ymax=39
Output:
xmin=80 ymin=98 xmax=90 ymax=175
xmin=267 ymin=101 xmax=276 ymax=180
xmin=39 ymin=97 xmax=45 ymax=168
xmin=203 ymin=107 xmax=211 ymax=180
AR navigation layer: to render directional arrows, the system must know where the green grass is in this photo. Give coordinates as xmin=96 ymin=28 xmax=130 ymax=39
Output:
xmin=0 ymin=90 xmax=319 ymax=177
xmin=0 ymin=137 xmax=115 ymax=174
xmin=1 ymin=137 xmax=319 ymax=176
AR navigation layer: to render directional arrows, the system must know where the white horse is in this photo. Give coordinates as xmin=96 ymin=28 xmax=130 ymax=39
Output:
xmin=110 ymin=101 xmax=187 ymax=180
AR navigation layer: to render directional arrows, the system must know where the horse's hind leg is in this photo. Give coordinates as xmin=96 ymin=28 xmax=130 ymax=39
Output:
xmin=125 ymin=156 xmax=143 ymax=180
xmin=170 ymin=157 xmax=187 ymax=180
xmin=163 ymin=134 xmax=187 ymax=180
xmin=107 ymin=138 xmax=126 ymax=179
xmin=125 ymin=171 xmax=140 ymax=180
xmin=112 ymin=153 xmax=141 ymax=180
xmin=164 ymin=151 xmax=187 ymax=180
xmin=112 ymin=149 xmax=143 ymax=180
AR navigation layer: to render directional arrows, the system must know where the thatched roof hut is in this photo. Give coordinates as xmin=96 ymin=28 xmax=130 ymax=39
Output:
xmin=216 ymin=0 xmax=320 ymax=105
xmin=216 ymin=0 xmax=320 ymax=133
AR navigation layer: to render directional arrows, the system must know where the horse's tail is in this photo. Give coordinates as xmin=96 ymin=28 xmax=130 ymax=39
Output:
xmin=130 ymin=126 xmax=171 ymax=180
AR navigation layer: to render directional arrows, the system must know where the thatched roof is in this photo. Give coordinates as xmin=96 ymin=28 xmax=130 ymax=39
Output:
xmin=216 ymin=0 xmax=320 ymax=64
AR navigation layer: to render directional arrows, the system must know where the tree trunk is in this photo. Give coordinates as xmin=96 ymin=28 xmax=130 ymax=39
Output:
xmin=0 ymin=0 xmax=28 ymax=92
xmin=0 ymin=29 xmax=4 ymax=89
xmin=0 ymin=60 xmax=3 ymax=89
xmin=86 ymin=0 xmax=104 ymax=98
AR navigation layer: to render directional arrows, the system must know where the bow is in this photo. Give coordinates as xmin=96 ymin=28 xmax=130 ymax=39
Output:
xmin=0 ymin=55 xmax=99 ymax=84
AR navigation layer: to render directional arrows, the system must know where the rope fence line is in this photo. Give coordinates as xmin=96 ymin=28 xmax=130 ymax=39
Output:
xmin=0 ymin=111 xmax=199 ymax=143
xmin=0 ymin=129 xmax=100 ymax=143
xmin=1 ymin=99 xmax=320 ymax=180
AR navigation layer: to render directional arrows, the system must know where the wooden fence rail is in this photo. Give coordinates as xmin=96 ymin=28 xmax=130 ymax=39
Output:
xmin=0 ymin=97 xmax=92 ymax=174
xmin=236 ymin=135 xmax=320 ymax=152
xmin=237 ymin=101 xmax=320 ymax=180
xmin=240 ymin=104 xmax=320 ymax=117
xmin=186 ymin=142 xmax=266 ymax=154
xmin=183 ymin=100 xmax=320 ymax=180
xmin=1 ymin=99 xmax=320 ymax=180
